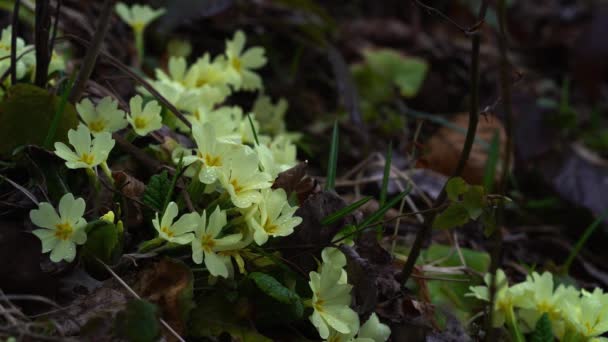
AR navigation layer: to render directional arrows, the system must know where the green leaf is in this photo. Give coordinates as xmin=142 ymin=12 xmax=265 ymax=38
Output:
xmin=463 ymin=185 xmax=486 ymax=220
xmin=0 ymin=84 xmax=78 ymax=156
xmin=359 ymin=186 xmax=412 ymax=228
xmin=189 ymin=295 xmax=272 ymax=341
xmin=142 ymin=170 xmax=171 ymax=211
xmin=44 ymin=72 xmax=77 ymax=148
xmin=321 ymin=196 xmax=372 ymax=226
xmin=445 ymin=177 xmax=469 ymax=201
xmin=433 ymin=203 xmax=470 ymax=230
xmin=114 ymin=299 xmax=160 ymax=342
xmin=249 ymin=272 xmax=303 ymax=318
xmin=325 ymin=121 xmax=339 ymax=191
xmin=351 ymin=63 xmax=393 ymax=104
xmin=530 ymin=313 xmax=553 ymax=342
xmin=483 ymin=130 xmax=501 ymax=193
xmin=81 ymin=221 xmax=122 ymax=277
xmin=363 ymin=49 xmax=429 ymax=98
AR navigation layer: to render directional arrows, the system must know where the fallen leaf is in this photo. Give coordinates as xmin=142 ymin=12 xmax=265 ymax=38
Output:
xmin=423 ymin=112 xmax=509 ymax=185
xmin=134 ymin=258 xmax=194 ymax=336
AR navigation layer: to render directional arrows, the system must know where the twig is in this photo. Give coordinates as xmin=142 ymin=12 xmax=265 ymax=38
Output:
xmin=68 ymin=0 xmax=114 ymax=102
xmin=412 ymin=0 xmax=485 ymax=35
xmin=486 ymin=1 xmax=512 ymax=340
xmin=10 ymin=0 xmax=21 ymax=85
xmin=400 ymin=0 xmax=490 ymax=288
xmin=34 ymin=0 xmax=52 ymax=87
xmin=97 ymin=258 xmax=187 ymax=342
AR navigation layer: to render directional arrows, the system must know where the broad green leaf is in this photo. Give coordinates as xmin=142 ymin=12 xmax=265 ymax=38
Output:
xmin=463 ymin=185 xmax=485 ymax=220
xmin=363 ymin=49 xmax=428 ymax=98
xmin=433 ymin=203 xmax=470 ymax=230
xmin=0 ymin=84 xmax=78 ymax=156
xmin=189 ymin=295 xmax=272 ymax=341
xmin=351 ymin=63 xmax=393 ymax=104
xmin=249 ymin=272 xmax=303 ymax=319
xmin=322 ymin=196 xmax=372 ymax=226
xmin=142 ymin=171 xmax=171 ymax=211
xmin=445 ymin=177 xmax=469 ymax=201
xmin=422 ymin=245 xmax=490 ymax=323
xmin=325 ymin=121 xmax=339 ymax=191
xmin=530 ymin=313 xmax=553 ymax=342
xmin=115 ymin=299 xmax=160 ymax=342
xmin=81 ymin=221 xmax=122 ymax=277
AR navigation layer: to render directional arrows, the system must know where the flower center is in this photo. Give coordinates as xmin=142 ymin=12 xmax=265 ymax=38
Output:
xmin=134 ymin=116 xmax=148 ymax=129
xmin=230 ymin=179 xmax=243 ymax=194
xmin=231 ymin=57 xmax=242 ymax=73
xmin=54 ymin=222 xmax=73 ymax=240
xmin=263 ymin=220 xmax=278 ymax=234
xmin=204 ymin=154 xmax=222 ymax=167
xmin=160 ymin=226 xmax=174 ymax=238
xmin=200 ymin=234 xmax=216 ymax=252
xmin=89 ymin=120 xmax=106 ymax=133
xmin=80 ymin=153 xmax=95 ymax=165
xmin=313 ymin=294 xmax=325 ymax=313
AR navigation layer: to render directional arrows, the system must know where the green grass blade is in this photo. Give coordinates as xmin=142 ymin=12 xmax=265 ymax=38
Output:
xmin=325 ymin=121 xmax=339 ymax=191
xmin=162 ymin=157 xmax=184 ymax=212
xmin=563 ymin=208 xmax=608 ymax=274
xmin=247 ymin=114 xmax=259 ymax=145
xmin=44 ymin=72 xmax=76 ymax=148
xmin=321 ymin=196 xmax=372 ymax=226
xmin=379 ymin=142 xmax=392 ymax=206
xmin=482 ymin=130 xmax=501 ymax=193
xmin=359 ymin=185 xmax=412 ymax=229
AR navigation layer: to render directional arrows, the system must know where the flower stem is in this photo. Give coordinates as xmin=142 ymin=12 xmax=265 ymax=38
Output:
xmin=505 ymin=308 xmax=525 ymax=342
xmin=134 ymin=28 xmax=144 ymax=66
xmin=138 ymin=236 xmax=165 ymax=253
xmin=100 ymin=161 xmax=114 ymax=186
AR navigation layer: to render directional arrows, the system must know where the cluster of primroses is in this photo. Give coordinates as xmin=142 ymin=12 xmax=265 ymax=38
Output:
xmin=469 ymin=269 xmax=608 ymax=342
xmin=24 ymin=3 xmax=392 ymax=341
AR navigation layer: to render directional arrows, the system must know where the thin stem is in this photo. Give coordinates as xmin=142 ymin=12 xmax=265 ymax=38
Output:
xmin=562 ymin=208 xmax=608 ymax=274
xmin=400 ymin=0 xmax=489 ymax=288
xmin=10 ymin=0 xmax=21 ymax=85
xmin=487 ymin=0 xmax=512 ymax=340
xmin=68 ymin=0 xmax=114 ymax=103
xmin=134 ymin=29 xmax=144 ymax=66
xmin=34 ymin=0 xmax=52 ymax=87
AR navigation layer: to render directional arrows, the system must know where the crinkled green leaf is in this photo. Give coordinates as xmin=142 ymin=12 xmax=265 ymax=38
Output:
xmin=463 ymin=185 xmax=486 ymax=220
xmin=363 ymin=49 xmax=428 ymax=98
xmin=0 ymin=84 xmax=78 ymax=156
xmin=115 ymin=299 xmax=160 ymax=342
xmin=530 ymin=313 xmax=553 ymax=342
xmin=142 ymin=170 xmax=171 ymax=211
xmin=189 ymin=295 xmax=272 ymax=341
xmin=249 ymin=272 xmax=303 ymax=318
xmin=445 ymin=177 xmax=469 ymax=201
xmin=433 ymin=203 xmax=470 ymax=230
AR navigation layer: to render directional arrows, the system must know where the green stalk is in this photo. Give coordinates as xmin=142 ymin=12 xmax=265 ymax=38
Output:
xmin=505 ymin=308 xmax=525 ymax=342
xmin=562 ymin=208 xmax=608 ymax=274
xmin=134 ymin=28 xmax=144 ymax=66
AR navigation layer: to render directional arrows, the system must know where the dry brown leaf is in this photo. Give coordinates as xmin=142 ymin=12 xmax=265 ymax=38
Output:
xmin=134 ymin=258 xmax=193 ymax=337
xmin=112 ymin=171 xmax=145 ymax=227
xmin=422 ymin=113 xmax=509 ymax=185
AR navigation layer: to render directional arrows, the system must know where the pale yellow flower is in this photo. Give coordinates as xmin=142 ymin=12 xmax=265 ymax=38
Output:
xmin=76 ymin=97 xmax=128 ymax=135
xmin=126 ymin=95 xmax=163 ymax=136
xmin=54 ymin=125 xmax=115 ymax=169
xmin=225 ymin=30 xmax=267 ymax=91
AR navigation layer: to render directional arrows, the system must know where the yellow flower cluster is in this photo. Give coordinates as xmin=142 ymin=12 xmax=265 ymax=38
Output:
xmin=468 ymin=269 xmax=608 ymax=341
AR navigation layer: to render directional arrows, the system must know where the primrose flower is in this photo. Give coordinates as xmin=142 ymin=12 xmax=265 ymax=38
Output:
xmin=126 ymin=95 xmax=163 ymax=136
xmin=54 ymin=125 xmax=115 ymax=169
xmin=325 ymin=313 xmax=391 ymax=342
xmin=0 ymin=26 xmax=34 ymax=80
xmin=245 ymin=188 xmax=302 ymax=245
xmin=184 ymin=53 xmax=235 ymax=92
xmin=253 ymin=96 xmax=288 ymax=135
xmin=309 ymin=263 xmax=359 ymax=339
xmin=516 ymin=272 xmax=579 ymax=336
xmin=152 ymin=202 xmax=198 ymax=244
xmin=467 ymin=269 xmax=529 ymax=327
xmin=218 ymin=147 xmax=273 ymax=208
xmin=190 ymin=105 xmax=242 ymax=142
xmin=191 ymin=207 xmax=243 ymax=278
xmin=76 ymin=97 xmax=128 ymax=135
xmin=183 ymin=123 xmax=239 ymax=184
xmin=225 ymin=30 xmax=267 ymax=91
xmin=562 ymin=289 xmax=608 ymax=341
xmin=115 ymin=3 xmax=165 ymax=33
xmin=30 ymin=193 xmax=87 ymax=262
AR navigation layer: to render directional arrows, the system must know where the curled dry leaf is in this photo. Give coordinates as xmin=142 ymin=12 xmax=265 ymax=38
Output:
xmin=422 ymin=112 xmax=509 ymax=185
xmin=113 ymin=171 xmax=145 ymax=227
xmin=133 ymin=258 xmax=194 ymax=336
